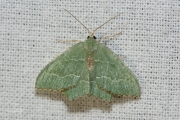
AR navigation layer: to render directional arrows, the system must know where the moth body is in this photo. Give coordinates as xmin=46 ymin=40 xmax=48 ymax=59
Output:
xmin=36 ymin=37 xmax=140 ymax=101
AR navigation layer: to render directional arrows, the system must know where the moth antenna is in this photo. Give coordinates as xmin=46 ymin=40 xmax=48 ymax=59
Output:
xmin=91 ymin=12 xmax=122 ymax=36
xmin=63 ymin=8 xmax=91 ymax=36
xmin=98 ymin=31 xmax=122 ymax=42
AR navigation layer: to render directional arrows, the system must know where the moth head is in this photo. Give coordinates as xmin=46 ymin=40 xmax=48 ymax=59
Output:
xmin=87 ymin=36 xmax=96 ymax=39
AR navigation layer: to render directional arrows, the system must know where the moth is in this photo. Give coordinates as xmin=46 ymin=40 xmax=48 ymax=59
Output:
xmin=35 ymin=9 xmax=140 ymax=102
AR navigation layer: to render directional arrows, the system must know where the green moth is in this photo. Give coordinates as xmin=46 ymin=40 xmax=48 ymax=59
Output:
xmin=35 ymin=9 xmax=140 ymax=102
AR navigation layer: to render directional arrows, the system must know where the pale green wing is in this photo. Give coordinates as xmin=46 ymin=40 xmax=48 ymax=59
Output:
xmin=94 ymin=43 xmax=140 ymax=96
xmin=63 ymin=59 xmax=90 ymax=100
xmin=35 ymin=42 xmax=89 ymax=93
xmin=89 ymin=70 xmax=112 ymax=102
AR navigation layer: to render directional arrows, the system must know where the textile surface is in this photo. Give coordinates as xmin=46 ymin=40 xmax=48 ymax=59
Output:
xmin=1 ymin=0 xmax=179 ymax=120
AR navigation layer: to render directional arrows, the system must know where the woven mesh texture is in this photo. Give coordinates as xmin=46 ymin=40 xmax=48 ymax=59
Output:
xmin=1 ymin=0 xmax=179 ymax=120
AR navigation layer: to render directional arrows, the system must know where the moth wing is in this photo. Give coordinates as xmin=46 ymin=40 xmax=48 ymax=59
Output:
xmin=89 ymin=69 xmax=112 ymax=102
xmin=63 ymin=58 xmax=90 ymax=101
xmin=94 ymin=43 xmax=141 ymax=96
xmin=35 ymin=42 xmax=88 ymax=92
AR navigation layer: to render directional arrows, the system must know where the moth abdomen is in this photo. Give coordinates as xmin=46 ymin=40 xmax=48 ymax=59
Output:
xmin=87 ymin=57 xmax=93 ymax=70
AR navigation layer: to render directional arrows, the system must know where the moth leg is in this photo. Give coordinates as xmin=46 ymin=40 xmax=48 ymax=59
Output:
xmin=54 ymin=45 xmax=71 ymax=58
xmin=118 ymin=55 xmax=126 ymax=59
xmin=98 ymin=31 xmax=122 ymax=42
xmin=56 ymin=39 xmax=81 ymax=43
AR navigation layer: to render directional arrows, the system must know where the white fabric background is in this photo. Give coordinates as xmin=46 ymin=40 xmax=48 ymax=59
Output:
xmin=1 ymin=0 xmax=179 ymax=120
